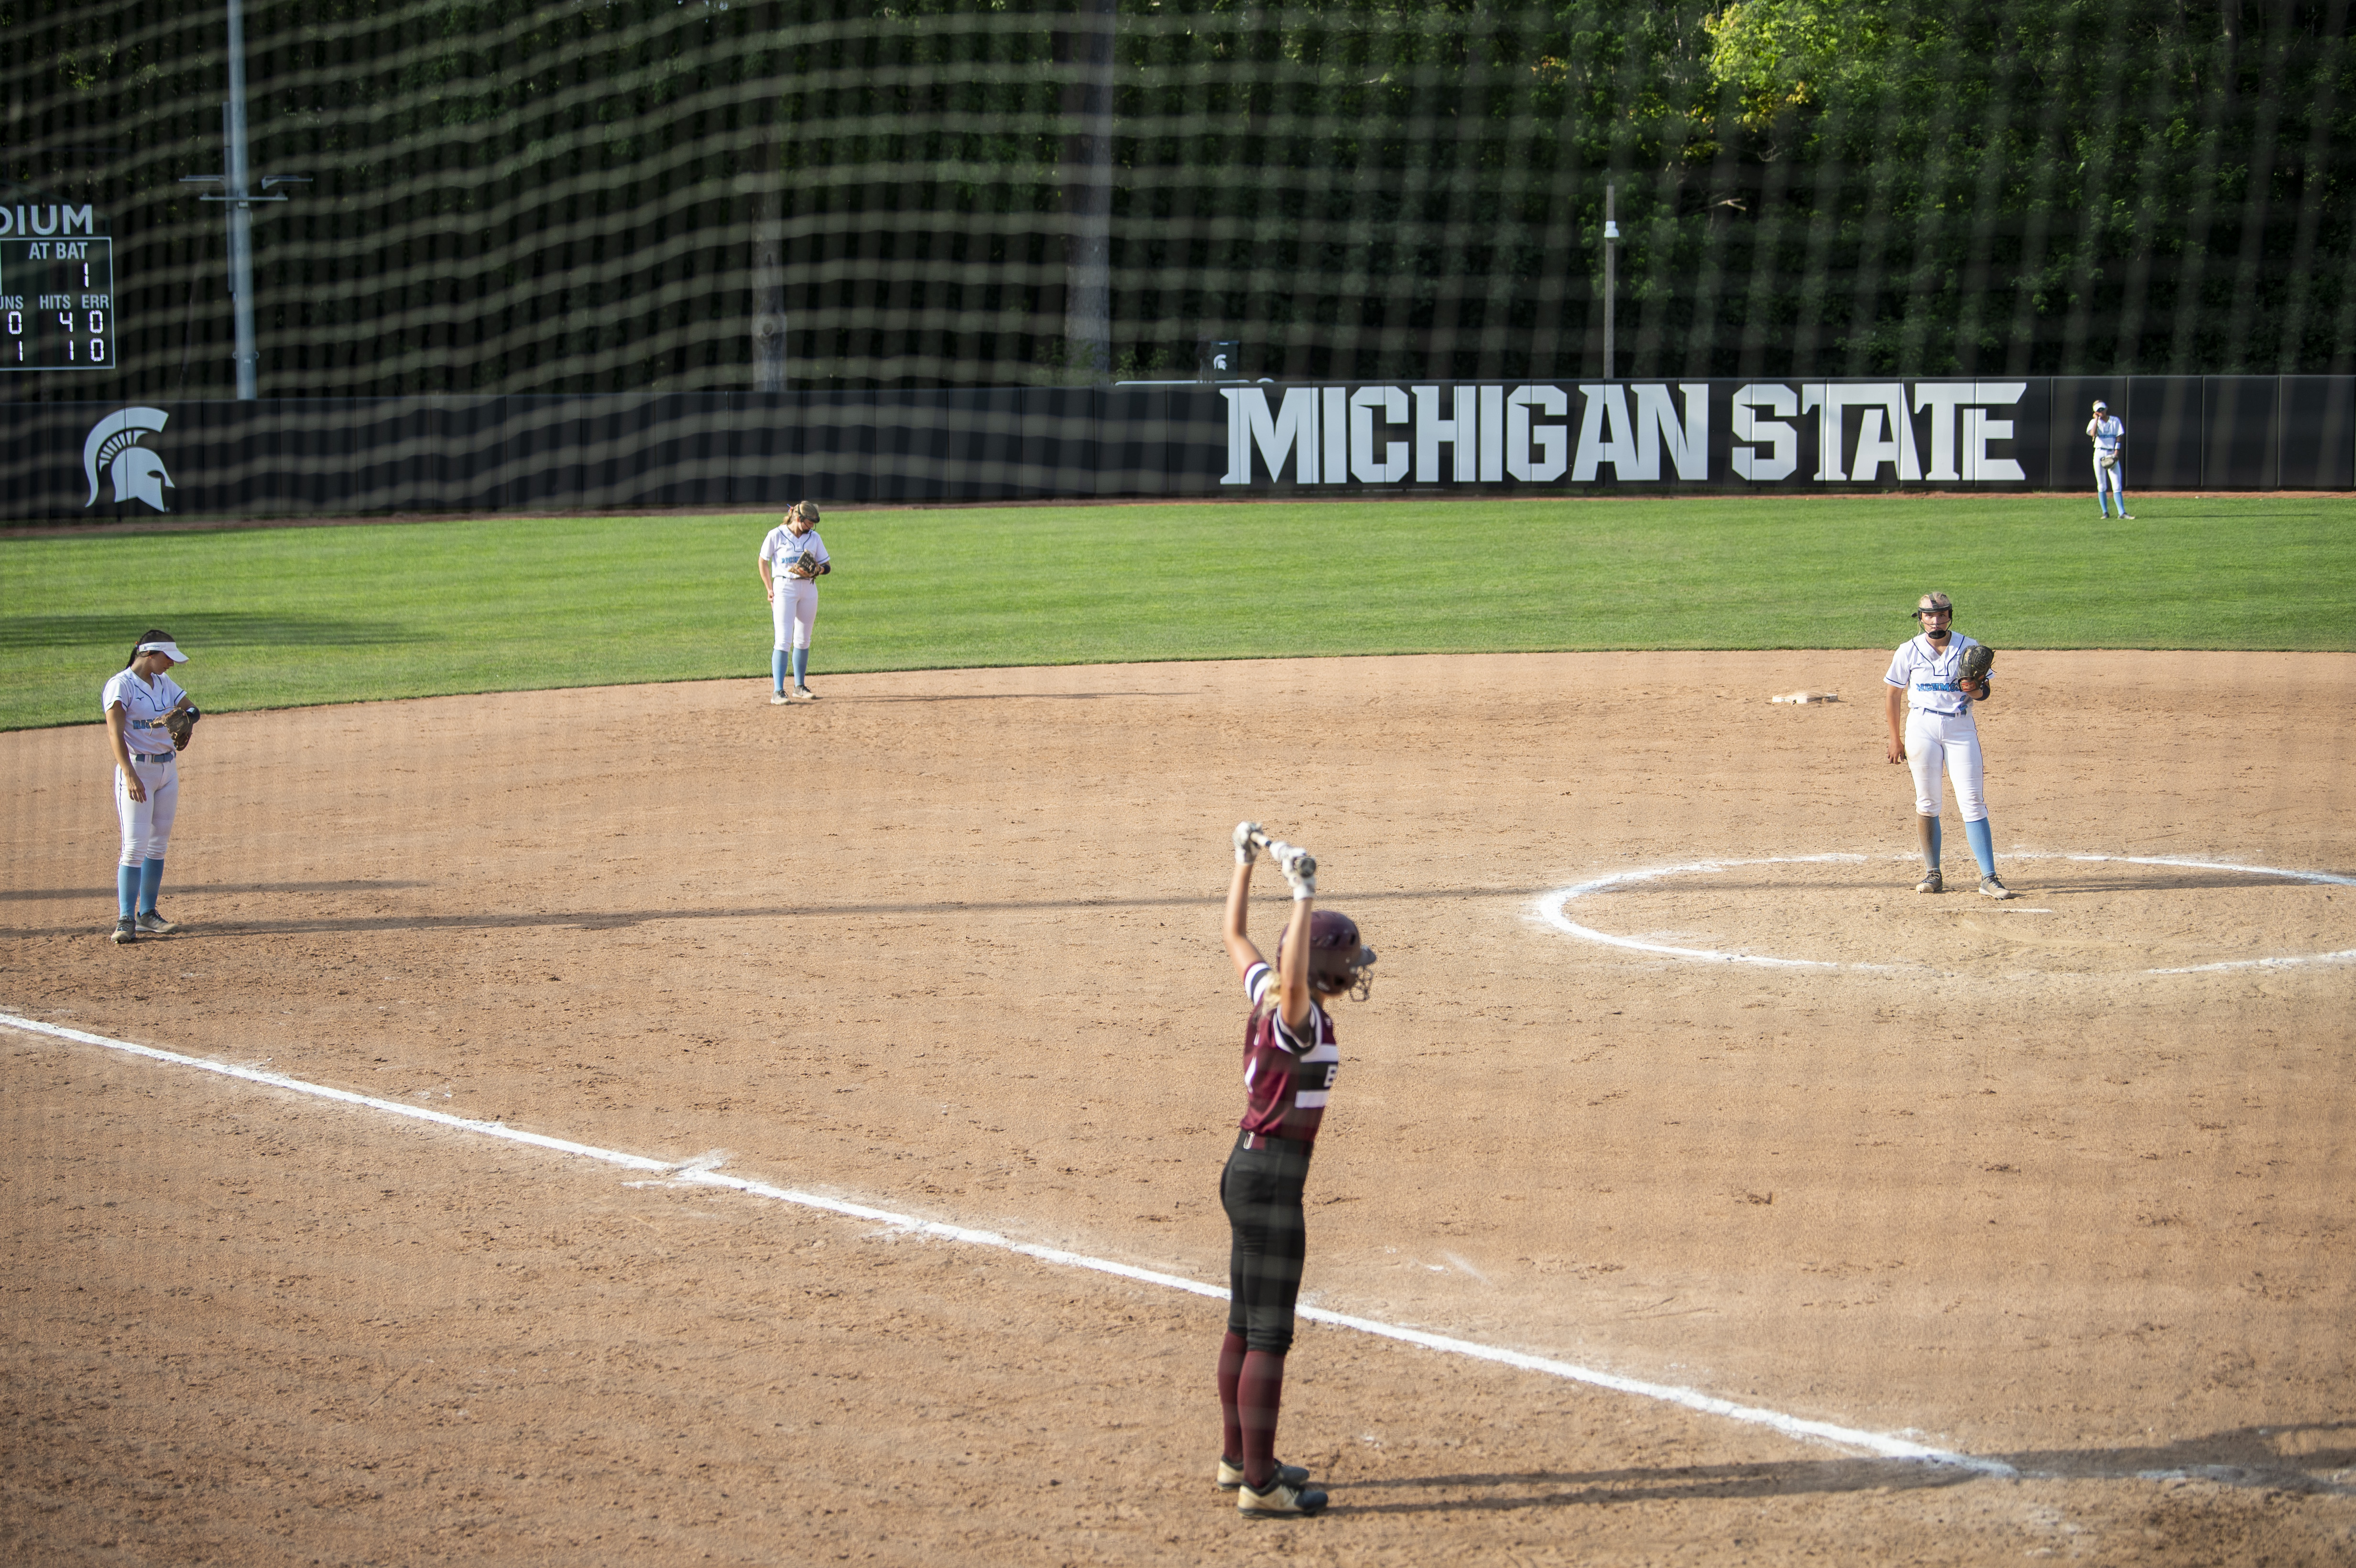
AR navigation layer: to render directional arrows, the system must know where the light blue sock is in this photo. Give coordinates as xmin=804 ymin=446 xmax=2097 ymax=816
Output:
xmin=792 ymin=647 xmax=809 ymax=686
xmin=1963 ymin=818 xmax=1995 ymax=877
xmin=771 ymin=649 xmax=787 ymax=693
xmin=1928 ymin=817 xmax=1942 ymax=863
xmin=116 ymin=863 xmax=140 ymax=919
xmin=138 ymin=858 xmax=165 ymax=914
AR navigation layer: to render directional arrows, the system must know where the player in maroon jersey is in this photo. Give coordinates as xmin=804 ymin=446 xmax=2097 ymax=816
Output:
xmin=1214 ymin=821 xmax=1376 ymax=1518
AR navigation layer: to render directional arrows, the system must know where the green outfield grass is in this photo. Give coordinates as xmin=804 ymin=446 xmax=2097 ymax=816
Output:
xmin=3 ymin=494 xmax=2349 ymax=730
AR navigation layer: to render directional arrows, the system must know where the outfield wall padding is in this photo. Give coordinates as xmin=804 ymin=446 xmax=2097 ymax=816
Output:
xmin=11 ymin=376 xmax=2351 ymax=523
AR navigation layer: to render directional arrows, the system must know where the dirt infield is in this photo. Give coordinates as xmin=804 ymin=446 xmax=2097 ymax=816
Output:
xmin=5 ymin=650 xmax=2354 ymax=1563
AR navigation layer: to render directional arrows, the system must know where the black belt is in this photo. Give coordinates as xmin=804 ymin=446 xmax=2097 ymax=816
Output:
xmin=1238 ymin=1131 xmax=1310 ymax=1154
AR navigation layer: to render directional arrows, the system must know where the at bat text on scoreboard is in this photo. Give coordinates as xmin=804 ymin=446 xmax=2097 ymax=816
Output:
xmin=2 ymin=238 xmax=114 ymax=370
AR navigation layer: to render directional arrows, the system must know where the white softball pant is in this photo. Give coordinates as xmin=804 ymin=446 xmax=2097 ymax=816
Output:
xmin=1906 ymin=708 xmax=1986 ymax=823
xmin=2094 ymin=457 xmax=2125 ymax=504
xmin=772 ymin=578 xmax=818 ymax=651
xmin=115 ymin=752 xmax=180 ymax=865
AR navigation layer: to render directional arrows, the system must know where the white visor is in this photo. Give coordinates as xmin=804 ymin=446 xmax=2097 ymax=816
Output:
xmin=138 ymin=641 xmax=189 ymax=663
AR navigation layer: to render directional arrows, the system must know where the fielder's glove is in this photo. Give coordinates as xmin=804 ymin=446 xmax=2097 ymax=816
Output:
xmin=1233 ymin=821 xmax=1262 ymax=865
xmin=795 ymin=550 xmax=822 ymax=578
xmin=1957 ymin=643 xmax=1993 ymax=697
xmin=165 ymin=705 xmax=200 ymax=752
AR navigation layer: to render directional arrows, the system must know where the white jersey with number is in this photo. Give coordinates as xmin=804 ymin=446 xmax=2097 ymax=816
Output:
xmin=2088 ymin=415 xmax=2124 ymax=457
xmin=1884 ymin=633 xmax=1984 ymax=720
xmin=760 ymin=525 xmax=829 ymax=576
xmin=101 ymin=667 xmax=187 ymax=758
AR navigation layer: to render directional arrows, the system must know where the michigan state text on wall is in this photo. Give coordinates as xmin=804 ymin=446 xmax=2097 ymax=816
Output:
xmin=4 ymin=377 xmax=2345 ymax=520
xmin=1220 ymin=382 xmax=2044 ymax=489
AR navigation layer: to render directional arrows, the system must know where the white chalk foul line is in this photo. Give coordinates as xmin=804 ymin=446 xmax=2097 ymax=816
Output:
xmin=0 ymin=1011 xmax=2011 ymax=1478
xmin=1537 ymin=852 xmax=2356 ymax=975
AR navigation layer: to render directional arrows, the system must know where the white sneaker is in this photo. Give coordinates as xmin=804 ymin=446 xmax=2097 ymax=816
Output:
xmin=769 ymin=693 xmax=790 ymax=706
xmin=1980 ymin=874 xmax=2017 ymax=900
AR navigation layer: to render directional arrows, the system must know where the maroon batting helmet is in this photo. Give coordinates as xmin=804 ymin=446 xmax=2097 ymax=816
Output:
xmin=1277 ymin=910 xmax=1378 ymax=999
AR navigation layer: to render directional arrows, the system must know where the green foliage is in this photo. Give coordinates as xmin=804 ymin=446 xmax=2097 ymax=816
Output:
xmin=4 ymin=495 xmax=2346 ymax=731
xmin=5 ymin=0 xmax=2352 ymax=392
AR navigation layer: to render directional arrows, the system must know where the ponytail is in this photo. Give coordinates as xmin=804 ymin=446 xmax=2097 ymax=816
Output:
xmin=124 ymin=628 xmax=175 ymax=670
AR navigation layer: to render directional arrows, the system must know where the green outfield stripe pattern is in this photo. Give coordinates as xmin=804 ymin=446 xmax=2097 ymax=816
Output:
xmin=3 ymin=495 xmax=2349 ymax=731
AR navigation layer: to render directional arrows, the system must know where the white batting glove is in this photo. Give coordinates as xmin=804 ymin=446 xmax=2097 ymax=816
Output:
xmin=1273 ymin=843 xmax=1317 ymax=901
xmin=1234 ymin=821 xmax=1263 ymax=865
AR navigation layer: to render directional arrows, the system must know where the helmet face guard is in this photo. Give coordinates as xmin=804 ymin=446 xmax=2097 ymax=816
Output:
xmin=1913 ymin=591 xmax=1953 ymax=621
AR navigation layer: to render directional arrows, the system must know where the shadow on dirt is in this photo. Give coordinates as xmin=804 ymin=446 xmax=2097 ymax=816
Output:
xmin=1334 ymin=1422 xmax=2356 ymax=1514
xmin=8 ymin=883 xmax=1547 ymax=934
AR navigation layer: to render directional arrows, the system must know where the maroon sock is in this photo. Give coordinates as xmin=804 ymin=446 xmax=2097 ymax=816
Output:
xmin=1238 ymin=1349 xmax=1286 ymax=1490
xmin=1217 ymin=1331 xmax=1247 ymax=1461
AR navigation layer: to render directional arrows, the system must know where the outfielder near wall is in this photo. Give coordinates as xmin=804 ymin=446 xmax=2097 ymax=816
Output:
xmin=1220 ymin=381 xmax=2036 ymax=489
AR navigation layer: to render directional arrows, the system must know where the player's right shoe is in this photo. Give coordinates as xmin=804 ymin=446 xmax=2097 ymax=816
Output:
xmin=1914 ymin=868 xmax=1942 ymax=894
xmin=136 ymin=910 xmax=179 ymax=934
xmin=1236 ymin=1475 xmax=1328 ymax=1517
xmin=1218 ymin=1458 xmax=1309 ymax=1492
xmin=110 ymin=918 xmax=138 ymax=945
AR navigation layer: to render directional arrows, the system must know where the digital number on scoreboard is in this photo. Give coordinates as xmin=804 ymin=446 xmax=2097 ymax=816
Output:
xmin=1 ymin=237 xmax=114 ymax=370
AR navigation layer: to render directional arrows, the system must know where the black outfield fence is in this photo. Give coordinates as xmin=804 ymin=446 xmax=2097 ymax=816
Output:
xmin=17 ymin=376 xmax=2353 ymax=523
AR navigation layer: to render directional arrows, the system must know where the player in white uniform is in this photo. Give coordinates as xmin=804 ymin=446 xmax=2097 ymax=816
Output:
xmin=2086 ymin=399 xmax=2132 ymax=519
xmin=756 ymin=501 xmax=831 ymax=702
xmin=101 ymin=631 xmax=197 ymax=944
xmin=1884 ymin=592 xmax=2014 ymax=899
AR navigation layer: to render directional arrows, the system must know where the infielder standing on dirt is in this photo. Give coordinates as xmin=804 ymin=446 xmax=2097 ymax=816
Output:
xmin=1214 ymin=822 xmax=1376 ymax=1518
xmin=102 ymin=630 xmax=198 ymax=945
xmin=1885 ymin=592 xmax=2014 ymax=900
xmin=2087 ymin=399 xmax=2133 ymax=519
xmin=756 ymin=501 xmax=830 ymax=702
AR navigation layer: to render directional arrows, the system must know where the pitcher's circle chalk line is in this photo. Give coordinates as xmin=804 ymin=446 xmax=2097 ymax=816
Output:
xmin=1534 ymin=853 xmax=2356 ymax=975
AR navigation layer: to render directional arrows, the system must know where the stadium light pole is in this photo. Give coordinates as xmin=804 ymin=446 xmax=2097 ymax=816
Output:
xmin=179 ymin=0 xmax=305 ymax=399
xmin=1602 ymin=183 xmax=1619 ymax=380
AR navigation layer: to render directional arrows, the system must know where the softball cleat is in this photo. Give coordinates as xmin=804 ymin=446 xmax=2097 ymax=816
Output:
xmin=135 ymin=910 xmax=179 ymax=934
xmin=110 ymin=918 xmax=139 ymax=945
xmin=1236 ymin=1475 xmax=1328 ymax=1517
xmin=1979 ymin=874 xmax=2016 ymax=900
xmin=1219 ymin=1458 xmax=1309 ymax=1492
xmin=1914 ymin=869 xmax=1943 ymax=894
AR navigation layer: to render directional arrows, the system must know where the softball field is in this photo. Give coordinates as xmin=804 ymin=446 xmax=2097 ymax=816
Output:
xmin=4 ymin=648 xmax=2353 ymax=1563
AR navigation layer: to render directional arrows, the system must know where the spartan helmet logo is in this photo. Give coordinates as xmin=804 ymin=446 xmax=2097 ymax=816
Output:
xmin=83 ymin=407 xmax=175 ymax=512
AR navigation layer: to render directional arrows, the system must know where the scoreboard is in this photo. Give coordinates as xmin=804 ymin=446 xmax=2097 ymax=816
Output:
xmin=1 ymin=236 xmax=114 ymax=370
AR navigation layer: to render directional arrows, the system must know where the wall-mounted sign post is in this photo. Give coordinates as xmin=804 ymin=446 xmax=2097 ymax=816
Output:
xmin=1602 ymin=184 xmax=1619 ymax=381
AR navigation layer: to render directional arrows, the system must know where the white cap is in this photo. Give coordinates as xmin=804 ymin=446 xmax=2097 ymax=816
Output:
xmin=2092 ymin=399 xmax=2108 ymax=411
xmin=137 ymin=640 xmax=189 ymax=663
